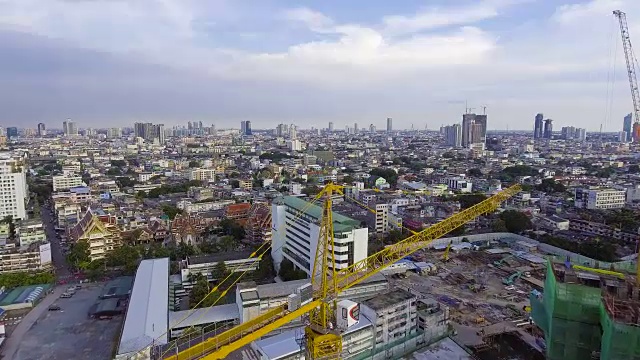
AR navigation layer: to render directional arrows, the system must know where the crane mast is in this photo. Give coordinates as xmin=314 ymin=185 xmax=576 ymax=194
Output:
xmin=614 ymin=10 xmax=640 ymax=141
xmin=165 ymin=184 xmax=521 ymax=360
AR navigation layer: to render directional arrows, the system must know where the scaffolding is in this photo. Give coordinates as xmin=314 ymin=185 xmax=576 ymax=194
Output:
xmin=531 ymin=262 xmax=640 ymax=360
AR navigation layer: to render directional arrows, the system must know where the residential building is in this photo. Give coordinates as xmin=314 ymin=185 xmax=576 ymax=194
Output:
xmin=238 ymin=179 xmax=253 ymax=190
xmin=0 ymin=242 xmax=52 ymax=273
xmin=188 ymin=168 xmax=216 ymax=182
xmin=624 ymin=113 xmax=633 ymax=142
xmin=52 ymin=175 xmax=84 ymax=192
xmin=374 ymin=202 xmax=389 ymax=234
xmin=461 ymin=113 xmax=487 ymax=148
xmin=387 ymin=117 xmax=393 ymax=132
xmin=0 ymin=153 xmax=28 ymax=220
xmin=447 ymin=177 xmax=472 ymax=193
xmin=68 ymin=210 xmax=122 ymax=261
xmin=574 ymin=187 xmax=626 ymax=210
xmin=271 ymin=196 xmax=368 ymax=276
xmin=17 ymin=220 xmax=46 ymax=246
xmin=444 ymin=124 xmax=462 ymax=147
xmin=6 ymin=127 xmax=17 ymax=139
xmin=241 ymin=121 xmax=252 ymax=136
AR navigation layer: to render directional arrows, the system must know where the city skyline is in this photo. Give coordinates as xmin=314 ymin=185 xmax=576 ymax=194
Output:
xmin=1 ymin=0 xmax=640 ymax=130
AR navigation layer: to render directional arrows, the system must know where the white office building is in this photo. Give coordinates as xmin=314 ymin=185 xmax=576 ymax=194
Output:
xmin=446 ymin=177 xmax=472 ymax=193
xmin=0 ymin=153 xmax=28 ymax=220
xmin=271 ymin=196 xmax=368 ymax=277
xmin=575 ymin=187 xmax=626 ymax=210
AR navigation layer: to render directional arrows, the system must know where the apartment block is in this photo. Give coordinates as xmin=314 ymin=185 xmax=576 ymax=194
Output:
xmin=17 ymin=220 xmax=46 ymax=247
xmin=374 ymin=202 xmax=389 ymax=235
xmin=52 ymin=174 xmax=84 ymax=192
xmin=0 ymin=153 xmax=28 ymax=220
xmin=188 ymin=168 xmax=216 ymax=182
xmin=574 ymin=187 xmax=626 ymax=210
xmin=0 ymin=242 xmax=52 ymax=273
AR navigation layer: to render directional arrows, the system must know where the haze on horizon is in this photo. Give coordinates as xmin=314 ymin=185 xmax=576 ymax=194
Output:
xmin=0 ymin=0 xmax=639 ymax=132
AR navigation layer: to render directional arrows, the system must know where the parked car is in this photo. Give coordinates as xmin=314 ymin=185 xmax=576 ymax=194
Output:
xmin=60 ymin=293 xmax=72 ymax=298
xmin=48 ymin=305 xmax=61 ymax=311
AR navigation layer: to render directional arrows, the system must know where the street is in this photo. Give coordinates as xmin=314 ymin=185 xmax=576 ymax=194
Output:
xmin=41 ymin=203 xmax=71 ymax=278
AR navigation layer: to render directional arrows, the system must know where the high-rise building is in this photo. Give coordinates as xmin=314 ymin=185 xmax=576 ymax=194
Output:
xmin=107 ymin=128 xmax=121 ymax=138
xmin=543 ymin=119 xmax=553 ymax=139
xmin=623 ymin=113 xmax=633 ymax=142
xmin=561 ymin=126 xmax=576 ymax=139
xmin=289 ymin=125 xmax=297 ymax=140
xmin=354 ymin=123 xmax=359 ymax=134
xmin=534 ymin=113 xmax=544 ymax=139
xmin=241 ymin=121 xmax=252 ymax=136
xmin=461 ymin=113 xmax=487 ymax=148
xmin=444 ymin=124 xmax=462 ymax=147
xmin=62 ymin=120 xmax=77 ymax=137
xmin=369 ymin=124 xmax=376 ymax=133
xmin=328 ymin=122 xmax=334 ymax=132
xmin=276 ymin=124 xmax=286 ymax=137
xmin=155 ymin=124 xmax=165 ymax=144
xmin=619 ymin=131 xmax=627 ymax=142
xmin=0 ymin=153 xmax=28 ymax=220
xmin=386 ymin=117 xmax=392 ymax=132
xmin=6 ymin=127 xmax=18 ymax=139
xmin=37 ymin=123 xmax=46 ymax=137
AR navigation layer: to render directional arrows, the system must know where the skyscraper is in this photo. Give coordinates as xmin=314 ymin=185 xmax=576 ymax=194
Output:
xmin=63 ymin=120 xmax=77 ymax=137
xmin=6 ymin=127 xmax=17 ymax=139
xmin=354 ymin=123 xmax=358 ymax=133
xmin=243 ymin=121 xmax=252 ymax=136
xmin=328 ymin=122 xmax=334 ymax=132
xmin=534 ymin=113 xmax=544 ymax=139
xmin=386 ymin=117 xmax=392 ymax=132
xmin=369 ymin=124 xmax=376 ymax=133
xmin=461 ymin=113 xmax=487 ymax=148
xmin=241 ymin=121 xmax=247 ymax=135
xmin=543 ymin=119 xmax=553 ymax=139
xmin=444 ymin=124 xmax=462 ymax=147
xmin=290 ymin=125 xmax=297 ymax=140
xmin=624 ymin=113 xmax=633 ymax=142
xmin=37 ymin=123 xmax=46 ymax=137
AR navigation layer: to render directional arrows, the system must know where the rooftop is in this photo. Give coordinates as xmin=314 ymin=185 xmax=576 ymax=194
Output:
xmin=117 ymin=258 xmax=169 ymax=356
xmin=278 ymin=196 xmax=363 ymax=232
xmin=187 ymin=250 xmax=256 ymax=265
xmin=169 ymin=304 xmax=239 ymax=330
xmin=362 ymin=288 xmax=415 ymax=311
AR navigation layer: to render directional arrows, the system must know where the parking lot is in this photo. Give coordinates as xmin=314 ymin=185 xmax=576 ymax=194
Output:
xmin=13 ymin=282 xmax=123 ymax=360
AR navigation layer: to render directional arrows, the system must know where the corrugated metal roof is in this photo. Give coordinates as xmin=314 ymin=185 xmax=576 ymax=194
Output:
xmin=117 ymin=258 xmax=169 ymax=356
xmin=169 ymin=304 xmax=239 ymax=329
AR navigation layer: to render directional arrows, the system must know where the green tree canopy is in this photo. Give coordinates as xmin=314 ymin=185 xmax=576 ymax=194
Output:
xmin=369 ymin=168 xmax=398 ymax=186
xmin=66 ymin=240 xmax=90 ymax=269
xmin=499 ymin=210 xmax=533 ymax=233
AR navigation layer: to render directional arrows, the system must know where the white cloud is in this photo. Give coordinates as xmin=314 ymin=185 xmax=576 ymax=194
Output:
xmin=2 ymin=0 xmax=640 ymax=130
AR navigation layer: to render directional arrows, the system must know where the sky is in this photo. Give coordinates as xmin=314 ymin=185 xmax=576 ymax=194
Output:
xmin=1 ymin=0 xmax=640 ymax=131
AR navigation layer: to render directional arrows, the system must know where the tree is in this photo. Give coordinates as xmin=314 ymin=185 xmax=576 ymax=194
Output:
xmin=278 ymin=258 xmax=307 ymax=281
xmin=162 ymin=204 xmax=183 ymax=220
xmin=212 ymin=261 xmax=228 ymax=280
xmin=499 ymin=210 xmax=533 ymax=233
xmin=369 ymin=168 xmax=398 ymax=186
xmin=190 ymin=274 xmax=211 ymax=307
xmin=230 ymin=180 xmax=240 ymax=188
xmin=189 ymin=160 xmax=200 ymax=168
xmin=456 ymin=194 xmax=487 ymax=209
xmin=629 ymin=164 xmax=640 ymax=174
xmin=67 ymin=240 xmax=90 ymax=270
xmin=110 ymin=160 xmax=127 ymax=168
xmin=342 ymin=175 xmax=355 ymax=184
xmin=105 ymin=245 xmax=141 ymax=274
xmin=136 ymin=190 xmax=147 ymax=199
xmin=383 ymin=230 xmax=405 ymax=245
xmin=116 ymin=176 xmax=137 ymax=188
xmin=302 ymin=185 xmax=321 ymax=196
xmin=219 ymin=219 xmax=245 ymax=241
xmin=467 ymin=168 xmax=483 ymax=177
xmin=491 ymin=219 xmax=508 ymax=232
xmin=255 ymin=253 xmax=275 ymax=282
xmin=536 ymin=178 xmax=566 ymax=193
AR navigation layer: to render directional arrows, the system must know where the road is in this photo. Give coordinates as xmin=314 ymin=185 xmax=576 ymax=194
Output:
xmin=1 ymin=286 xmax=67 ymax=359
xmin=41 ymin=203 xmax=71 ymax=278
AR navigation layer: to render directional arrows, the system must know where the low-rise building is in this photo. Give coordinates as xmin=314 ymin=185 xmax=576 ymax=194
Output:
xmin=574 ymin=187 xmax=626 ymax=210
xmin=17 ymin=219 xmax=46 ymax=246
xmin=0 ymin=242 xmax=52 ymax=273
xmin=52 ymin=174 xmax=84 ymax=192
xmin=180 ymin=251 xmax=260 ymax=287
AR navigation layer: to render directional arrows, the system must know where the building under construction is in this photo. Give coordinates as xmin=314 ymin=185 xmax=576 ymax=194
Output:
xmin=531 ymin=261 xmax=640 ymax=360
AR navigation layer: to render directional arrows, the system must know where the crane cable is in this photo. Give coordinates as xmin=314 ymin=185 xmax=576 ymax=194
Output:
xmin=158 ymin=193 xmax=326 ymax=358
xmin=159 ymin=244 xmax=273 ymax=358
xmin=132 ymin=191 xmax=325 ymax=359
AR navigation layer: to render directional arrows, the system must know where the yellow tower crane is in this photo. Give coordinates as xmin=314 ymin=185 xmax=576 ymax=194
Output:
xmin=166 ymin=183 xmax=521 ymax=360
